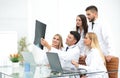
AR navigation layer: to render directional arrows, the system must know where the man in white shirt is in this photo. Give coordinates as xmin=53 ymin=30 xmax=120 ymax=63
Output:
xmin=50 ymin=31 xmax=81 ymax=69
xmin=85 ymin=5 xmax=113 ymax=62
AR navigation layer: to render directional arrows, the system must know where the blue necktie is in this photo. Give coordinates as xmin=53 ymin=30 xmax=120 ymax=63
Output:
xmin=66 ymin=47 xmax=69 ymax=51
xmin=92 ymin=22 xmax=94 ymax=29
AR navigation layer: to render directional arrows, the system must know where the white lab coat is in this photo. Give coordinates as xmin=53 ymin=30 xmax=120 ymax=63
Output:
xmin=88 ymin=19 xmax=113 ymax=56
xmin=78 ymin=48 xmax=109 ymax=78
xmin=32 ymin=45 xmax=64 ymax=65
xmin=50 ymin=45 xmax=81 ymax=69
xmin=50 ymin=45 xmax=81 ymax=78
xmin=76 ymin=29 xmax=85 ymax=56
xmin=32 ymin=45 xmax=49 ymax=65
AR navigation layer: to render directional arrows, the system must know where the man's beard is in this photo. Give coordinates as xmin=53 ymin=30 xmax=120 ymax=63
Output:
xmin=90 ymin=17 xmax=95 ymax=22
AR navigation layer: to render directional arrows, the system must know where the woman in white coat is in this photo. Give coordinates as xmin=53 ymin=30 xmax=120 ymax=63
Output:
xmin=41 ymin=33 xmax=64 ymax=51
xmin=72 ymin=32 xmax=108 ymax=78
xmin=32 ymin=34 xmax=64 ymax=65
xmin=75 ymin=14 xmax=88 ymax=56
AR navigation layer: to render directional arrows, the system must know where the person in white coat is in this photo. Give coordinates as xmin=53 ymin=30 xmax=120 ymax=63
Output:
xmin=85 ymin=5 xmax=114 ymax=62
xmin=42 ymin=31 xmax=81 ymax=69
xmin=58 ymin=31 xmax=81 ymax=69
xmin=72 ymin=32 xmax=108 ymax=78
xmin=75 ymin=14 xmax=88 ymax=59
xmin=42 ymin=31 xmax=81 ymax=78
xmin=41 ymin=33 xmax=64 ymax=51
xmin=32 ymin=34 xmax=64 ymax=65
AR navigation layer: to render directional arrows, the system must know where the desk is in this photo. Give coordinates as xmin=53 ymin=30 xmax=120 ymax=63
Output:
xmin=1 ymin=65 xmax=118 ymax=78
xmin=0 ymin=65 xmax=81 ymax=78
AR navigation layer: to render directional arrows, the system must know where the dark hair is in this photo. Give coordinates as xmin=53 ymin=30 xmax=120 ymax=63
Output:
xmin=76 ymin=14 xmax=88 ymax=36
xmin=70 ymin=31 xmax=80 ymax=44
xmin=85 ymin=5 xmax=98 ymax=12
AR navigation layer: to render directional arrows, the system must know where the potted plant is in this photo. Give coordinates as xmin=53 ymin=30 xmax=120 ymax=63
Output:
xmin=10 ymin=53 xmax=20 ymax=62
xmin=18 ymin=37 xmax=30 ymax=53
xmin=17 ymin=37 xmax=30 ymax=63
xmin=9 ymin=53 xmax=20 ymax=67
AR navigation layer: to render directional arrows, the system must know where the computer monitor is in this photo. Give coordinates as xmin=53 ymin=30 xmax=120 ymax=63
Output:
xmin=34 ymin=20 xmax=46 ymax=49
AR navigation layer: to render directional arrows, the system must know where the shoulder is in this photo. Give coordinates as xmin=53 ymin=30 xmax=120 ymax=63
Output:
xmin=69 ymin=45 xmax=80 ymax=51
xmin=73 ymin=45 xmax=80 ymax=49
xmin=90 ymin=48 xmax=99 ymax=55
xmin=50 ymin=47 xmax=60 ymax=52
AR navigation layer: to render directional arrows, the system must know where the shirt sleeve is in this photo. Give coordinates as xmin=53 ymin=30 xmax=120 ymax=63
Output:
xmin=78 ymin=49 xmax=106 ymax=73
xmin=101 ymin=24 xmax=114 ymax=56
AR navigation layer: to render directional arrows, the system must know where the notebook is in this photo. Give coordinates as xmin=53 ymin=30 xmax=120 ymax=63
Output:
xmin=21 ymin=52 xmax=36 ymax=66
xmin=46 ymin=52 xmax=80 ymax=74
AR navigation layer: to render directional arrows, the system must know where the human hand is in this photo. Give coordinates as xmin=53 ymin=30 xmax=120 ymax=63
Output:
xmin=105 ymin=55 xmax=113 ymax=62
xmin=80 ymin=55 xmax=86 ymax=60
xmin=40 ymin=38 xmax=48 ymax=47
xmin=71 ymin=60 xmax=79 ymax=68
xmin=40 ymin=38 xmax=51 ymax=50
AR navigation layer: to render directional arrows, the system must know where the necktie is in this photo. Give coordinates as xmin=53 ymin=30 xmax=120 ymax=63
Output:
xmin=66 ymin=47 xmax=69 ymax=51
xmin=92 ymin=22 xmax=94 ymax=29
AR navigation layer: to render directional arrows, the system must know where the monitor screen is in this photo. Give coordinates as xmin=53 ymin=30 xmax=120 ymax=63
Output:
xmin=34 ymin=20 xmax=46 ymax=49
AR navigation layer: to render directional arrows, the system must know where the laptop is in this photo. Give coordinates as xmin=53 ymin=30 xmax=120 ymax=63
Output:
xmin=46 ymin=52 xmax=81 ymax=74
xmin=21 ymin=52 xmax=36 ymax=66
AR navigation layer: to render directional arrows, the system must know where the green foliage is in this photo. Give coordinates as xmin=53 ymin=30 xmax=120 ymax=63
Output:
xmin=10 ymin=54 xmax=20 ymax=62
xmin=10 ymin=57 xmax=19 ymax=62
xmin=17 ymin=37 xmax=30 ymax=62
xmin=18 ymin=37 xmax=30 ymax=53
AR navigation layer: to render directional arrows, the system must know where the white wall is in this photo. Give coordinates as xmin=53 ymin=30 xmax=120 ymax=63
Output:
xmin=0 ymin=0 xmax=119 ymax=55
xmin=28 ymin=0 xmax=120 ymax=56
xmin=0 ymin=0 xmax=28 ymax=39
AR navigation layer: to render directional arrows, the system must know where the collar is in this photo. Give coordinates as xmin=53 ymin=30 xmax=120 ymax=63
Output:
xmin=67 ymin=45 xmax=76 ymax=49
xmin=92 ymin=18 xmax=99 ymax=24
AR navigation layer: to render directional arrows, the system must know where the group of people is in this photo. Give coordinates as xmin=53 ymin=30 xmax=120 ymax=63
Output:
xmin=35 ymin=5 xmax=113 ymax=78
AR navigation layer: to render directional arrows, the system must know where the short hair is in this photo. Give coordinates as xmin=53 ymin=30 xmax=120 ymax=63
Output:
xmin=85 ymin=5 xmax=98 ymax=12
xmin=70 ymin=31 xmax=80 ymax=44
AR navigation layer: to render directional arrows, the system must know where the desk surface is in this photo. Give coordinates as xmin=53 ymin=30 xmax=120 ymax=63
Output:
xmin=0 ymin=64 xmax=119 ymax=78
xmin=0 ymin=64 xmax=81 ymax=78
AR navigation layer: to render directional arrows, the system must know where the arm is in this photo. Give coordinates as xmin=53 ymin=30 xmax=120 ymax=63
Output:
xmin=101 ymin=24 xmax=114 ymax=62
xmin=72 ymin=49 xmax=107 ymax=72
xmin=71 ymin=60 xmax=79 ymax=68
xmin=40 ymin=38 xmax=51 ymax=51
xmin=61 ymin=46 xmax=80 ymax=62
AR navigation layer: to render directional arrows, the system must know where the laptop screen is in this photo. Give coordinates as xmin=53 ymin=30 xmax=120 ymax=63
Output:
xmin=46 ymin=52 xmax=63 ymax=73
xmin=21 ymin=52 xmax=36 ymax=65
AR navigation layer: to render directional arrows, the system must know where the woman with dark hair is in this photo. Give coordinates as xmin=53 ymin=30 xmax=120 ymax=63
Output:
xmin=75 ymin=14 xmax=88 ymax=56
xmin=76 ymin=14 xmax=88 ymax=36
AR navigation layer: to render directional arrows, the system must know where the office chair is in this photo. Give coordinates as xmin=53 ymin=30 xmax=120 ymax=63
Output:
xmin=106 ymin=56 xmax=119 ymax=78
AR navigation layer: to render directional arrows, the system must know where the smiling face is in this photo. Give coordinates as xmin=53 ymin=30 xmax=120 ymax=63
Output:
xmin=66 ymin=34 xmax=76 ymax=46
xmin=52 ymin=35 xmax=60 ymax=48
xmin=52 ymin=34 xmax=63 ymax=49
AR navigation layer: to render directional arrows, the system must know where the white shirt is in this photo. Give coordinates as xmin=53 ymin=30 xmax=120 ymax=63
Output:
xmin=88 ymin=19 xmax=113 ymax=56
xmin=76 ymin=29 xmax=85 ymax=56
xmin=32 ymin=44 xmax=48 ymax=65
xmin=79 ymin=48 xmax=108 ymax=78
xmin=50 ymin=45 xmax=80 ymax=69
